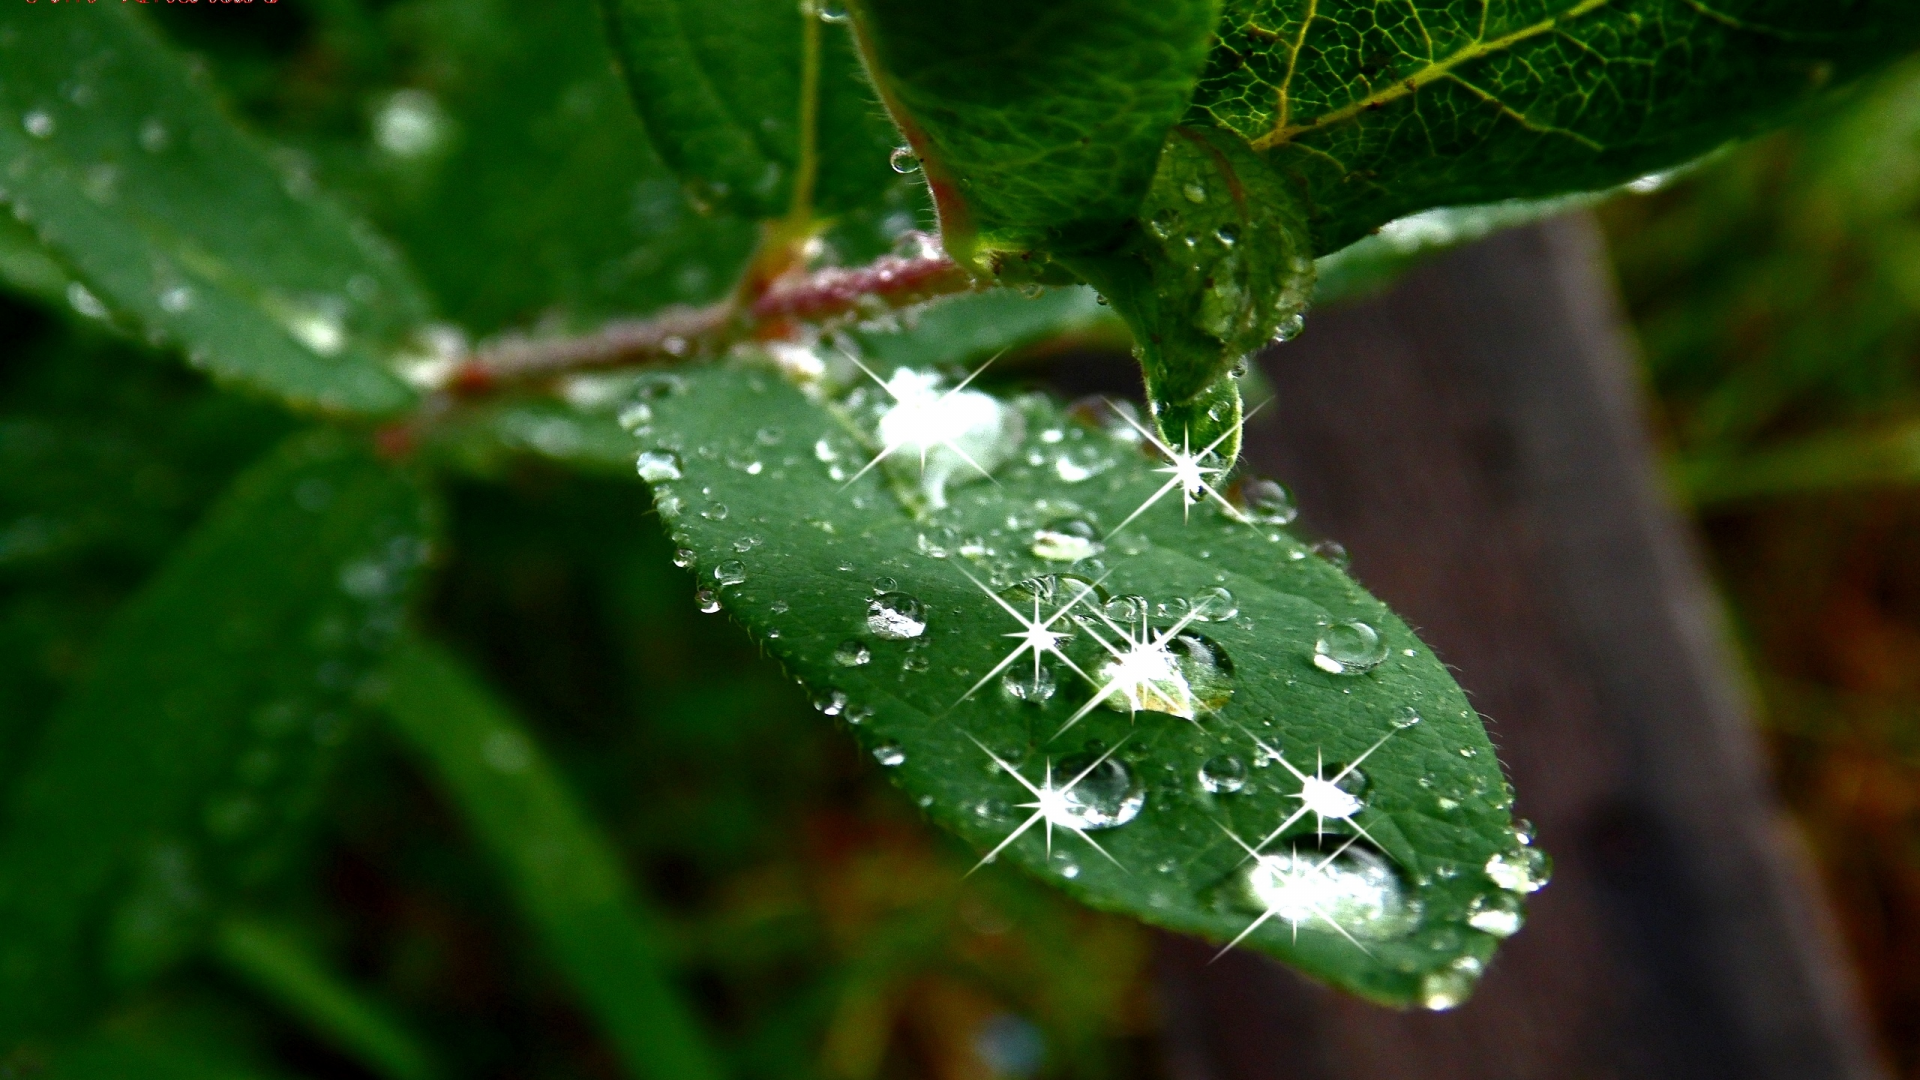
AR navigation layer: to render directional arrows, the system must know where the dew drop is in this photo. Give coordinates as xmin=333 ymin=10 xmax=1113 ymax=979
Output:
xmin=872 ymin=575 xmax=898 ymax=592
xmin=873 ymin=742 xmax=906 ymax=767
xmin=1419 ymin=956 xmax=1484 ymax=1011
xmin=1182 ymin=180 xmax=1208 ymax=204
xmin=1103 ymin=595 xmax=1145 ymax=623
xmin=1240 ymin=477 xmax=1298 ymax=525
xmin=713 ymin=559 xmax=747 ymax=586
xmin=1309 ymin=539 xmax=1350 ymax=569
xmin=139 ymin=116 xmax=170 ymax=153
xmin=866 ymin=591 xmax=927 ymax=639
xmin=1484 ymin=847 xmax=1551 ymax=894
xmin=889 ymin=146 xmax=920 ymax=173
xmin=694 ymin=586 xmax=721 ymax=613
xmin=1190 ymin=586 xmax=1237 ymax=622
xmin=1052 ymin=754 xmax=1144 ymax=829
xmin=1466 ymin=891 xmax=1525 ymax=938
xmin=1313 ymin=621 xmax=1389 ymax=674
xmin=813 ymin=690 xmax=848 ymax=716
xmin=66 ymin=282 xmax=107 ymax=320
xmin=22 ymin=109 xmax=54 ymax=139
xmin=1243 ymin=844 xmax=1412 ymax=940
xmin=373 ymin=89 xmax=446 ymax=158
xmin=732 ymin=535 xmax=761 ymax=552
xmin=700 ymin=503 xmax=730 ymax=521
xmin=1215 ymin=223 xmax=1239 ymax=246
xmin=158 ymin=285 xmax=194 ymax=314
xmin=1001 ymin=665 xmax=1056 ymax=704
xmin=815 ymin=0 xmax=849 ymax=21
xmin=1393 ymin=707 xmax=1423 ymax=729
xmin=1272 ymin=313 xmax=1306 ymax=343
xmin=1030 ymin=518 xmax=1102 ymax=563
xmin=637 ymin=450 xmax=682 ymax=482
xmin=672 ymin=548 xmax=696 ymax=568
xmin=833 ymin=640 xmax=872 ymax=667
xmin=1200 ymin=754 xmax=1247 ymax=794
xmin=769 ymin=600 xmax=790 ymax=615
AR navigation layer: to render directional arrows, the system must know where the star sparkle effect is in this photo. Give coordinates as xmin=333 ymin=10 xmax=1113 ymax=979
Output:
xmin=1051 ymin=592 xmax=1214 ymax=738
xmin=1212 ymin=824 xmax=1374 ymax=957
xmin=1237 ymin=725 xmax=1402 ymax=854
xmin=838 ymin=350 xmax=1004 ymax=489
xmin=965 ymin=734 xmax=1133 ymax=873
xmin=952 ymin=566 xmax=1103 ymax=706
xmin=1103 ymin=401 xmax=1259 ymax=540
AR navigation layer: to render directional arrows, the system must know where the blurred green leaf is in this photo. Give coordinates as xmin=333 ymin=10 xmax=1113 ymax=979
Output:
xmin=598 ymin=0 xmax=904 ymax=221
xmin=213 ymin=914 xmax=438 ymax=1080
xmin=847 ymin=0 xmax=1220 ymax=271
xmin=0 ymin=430 xmax=432 ymax=1045
xmin=381 ymin=637 xmax=725 ymax=1080
xmin=1190 ymin=0 xmax=1920 ymax=254
xmin=634 ymin=362 xmax=1534 ymax=1008
xmin=41 ymin=1036 xmax=289 ymax=1080
xmin=0 ymin=7 xmax=429 ymax=414
xmin=0 ymin=213 xmax=68 ymax=307
xmin=1680 ymin=420 xmax=1920 ymax=504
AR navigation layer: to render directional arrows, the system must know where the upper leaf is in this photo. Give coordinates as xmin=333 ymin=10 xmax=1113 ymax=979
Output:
xmin=598 ymin=0 xmax=905 ymax=221
xmin=624 ymin=360 xmax=1544 ymax=1008
xmin=0 ymin=431 xmax=432 ymax=1045
xmin=0 ymin=8 xmax=432 ymax=414
xmin=848 ymin=0 xmax=1223 ymax=272
xmin=1190 ymin=0 xmax=1920 ymax=253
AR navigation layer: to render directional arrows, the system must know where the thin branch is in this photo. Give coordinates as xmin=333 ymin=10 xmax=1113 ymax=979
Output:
xmin=439 ymin=246 xmax=979 ymax=398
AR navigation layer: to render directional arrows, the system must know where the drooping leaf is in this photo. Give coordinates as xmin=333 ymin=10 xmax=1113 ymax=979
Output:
xmin=597 ymin=0 xmax=906 ymax=222
xmin=213 ymin=915 xmax=439 ymax=1080
xmin=848 ymin=0 xmax=1221 ymax=274
xmin=381 ymin=637 xmax=726 ymax=1080
xmin=626 ymin=361 xmax=1543 ymax=1008
xmin=0 ymin=7 xmax=430 ymax=414
xmin=1061 ymin=126 xmax=1315 ymax=454
xmin=1188 ymin=0 xmax=1920 ymax=254
xmin=0 ymin=431 xmax=432 ymax=1045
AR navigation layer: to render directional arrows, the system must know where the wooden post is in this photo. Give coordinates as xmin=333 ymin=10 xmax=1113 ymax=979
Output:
xmin=1157 ymin=216 xmax=1887 ymax=1080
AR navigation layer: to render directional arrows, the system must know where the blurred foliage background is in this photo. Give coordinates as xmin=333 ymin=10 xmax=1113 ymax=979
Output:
xmin=7 ymin=0 xmax=1920 ymax=1077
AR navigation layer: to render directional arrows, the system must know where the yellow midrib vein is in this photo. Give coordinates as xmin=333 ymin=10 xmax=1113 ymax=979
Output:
xmin=1252 ymin=0 xmax=1613 ymax=150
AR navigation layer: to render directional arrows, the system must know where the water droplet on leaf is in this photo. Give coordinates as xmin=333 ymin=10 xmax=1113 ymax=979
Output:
xmin=833 ymin=640 xmax=872 ymax=667
xmin=1200 ymin=754 xmax=1247 ymax=794
xmin=1053 ymin=753 xmax=1144 ymax=829
xmin=867 ymin=591 xmax=927 ymax=639
xmin=1313 ymin=621 xmax=1388 ymax=674
xmin=889 ymin=146 xmax=920 ymax=173
xmin=873 ymin=742 xmax=905 ymax=767
xmin=694 ymin=586 xmax=720 ymax=613
xmin=636 ymin=450 xmax=682 ymax=482
xmin=713 ymin=560 xmax=747 ymax=586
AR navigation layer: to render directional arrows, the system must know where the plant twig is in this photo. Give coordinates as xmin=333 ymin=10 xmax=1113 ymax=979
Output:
xmin=441 ymin=246 xmax=978 ymax=397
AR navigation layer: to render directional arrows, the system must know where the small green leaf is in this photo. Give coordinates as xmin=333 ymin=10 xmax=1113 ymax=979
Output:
xmin=629 ymin=362 xmax=1542 ymax=1008
xmin=1189 ymin=0 xmax=1920 ymax=253
xmin=0 ymin=431 xmax=432 ymax=1044
xmin=598 ymin=0 xmax=904 ymax=220
xmin=849 ymin=0 xmax=1221 ymax=272
xmin=1061 ymin=127 xmax=1315 ymax=453
xmin=0 ymin=8 xmax=431 ymax=414
xmin=213 ymin=915 xmax=439 ymax=1080
xmin=382 ymin=638 xmax=725 ymax=1080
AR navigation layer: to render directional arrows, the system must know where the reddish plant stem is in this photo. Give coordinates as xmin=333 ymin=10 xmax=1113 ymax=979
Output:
xmin=443 ymin=250 xmax=978 ymax=398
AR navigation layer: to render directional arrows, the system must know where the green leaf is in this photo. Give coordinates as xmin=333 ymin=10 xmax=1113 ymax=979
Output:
xmin=629 ymin=362 xmax=1541 ymax=1008
xmin=1060 ymin=127 xmax=1315 ymax=454
xmin=381 ymin=637 xmax=726 ymax=1080
xmin=0 ymin=8 xmax=431 ymax=414
xmin=0 ymin=431 xmax=432 ymax=1044
xmin=598 ymin=0 xmax=905 ymax=221
xmin=42 ymin=1037 xmax=289 ymax=1080
xmin=848 ymin=0 xmax=1221 ymax=273
xmin=213 ymin=915 xmax=439 ymax=1080
xmin=1189 ymin=0 xmax=1920 ymax=254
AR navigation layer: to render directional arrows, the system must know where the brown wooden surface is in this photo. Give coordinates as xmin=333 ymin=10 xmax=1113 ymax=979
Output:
xmin=1155 ymin=217 xmax=1887 ymax=1080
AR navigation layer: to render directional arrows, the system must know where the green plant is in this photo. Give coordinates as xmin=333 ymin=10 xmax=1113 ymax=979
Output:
xmin=1 ymin=1 xmax=1917 ymax=1075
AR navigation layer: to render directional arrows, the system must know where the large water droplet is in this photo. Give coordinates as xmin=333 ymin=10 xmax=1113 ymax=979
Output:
xmin=636 ymin=450 xmax=682 ymax=482
xmin=1419 ymin=956 xmax=1484 ymax=1011
xmin=833 ymin=640 xmax=871 ymax=667
xmin=1190 ymin=586 xmax=1237 ymax=622
xmin=713 ymin=560 xmax=747 ymax=586
xmin=1484 ymin=847 xmax=1551 ymax=894
xmin=1200 ymin=754 xmax=1246 ymax=794
xmin=1052 ymin=753 xmax=1144 ymax=829
xmin=889 ymin=146 xmax=920 ymax=174
xmin=1243 ymin=844 xmax=1412 ymax=941
xmin=873 ymin=742 xmax=905 ymax=767
xmin=1096 ymin=631 xmax=1233 ymax=719
xmin=1313 ymin=621 xmax=1388 ymax=674
xmin=1240 ymin=477 xmax=1298 ymax=525
xmin=1466 ymin=891 xmax=1524 ymax=938
xmin=1002 ymin=665 xmax=1056 ymax=704
xmin=1030 ymin=518 xmax=1102 ymax=563
xmin=867 ymin=591 xmax=927 ymax=639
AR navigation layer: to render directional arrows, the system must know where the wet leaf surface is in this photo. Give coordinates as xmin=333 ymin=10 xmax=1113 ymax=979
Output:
xmin=634 ymin=361 xmax=1540 ymax=1007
